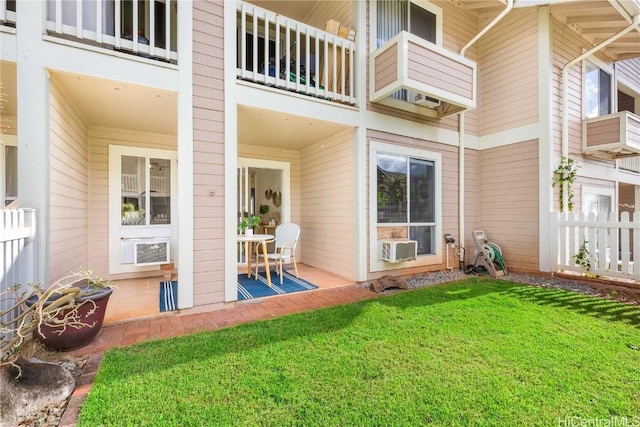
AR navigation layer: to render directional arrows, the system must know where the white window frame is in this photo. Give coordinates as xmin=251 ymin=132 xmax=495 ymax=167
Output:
xmin=616 ymin=79 xmax=640 ymax=115
xmin=581 ymin=185 xmax=615 ymax=218
xmin=583 ymin=58 xmax=614 ymax=119
xmin=108 ymin=144 xmax=178 ymax=274
xmin=370 ymin=0 xmax=443 ymax=55
xmin=0 ymin=134 xmax=18 ymax=207
xmin=369 ymin=140 xmax=442 ymax=272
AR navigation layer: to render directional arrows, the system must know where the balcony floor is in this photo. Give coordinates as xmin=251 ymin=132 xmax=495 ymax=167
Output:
xmin=104 ymin=263 xmax=355 ymax=325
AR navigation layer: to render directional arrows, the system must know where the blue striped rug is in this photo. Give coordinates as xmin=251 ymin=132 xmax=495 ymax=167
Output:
xmin=237 ymin=270 xmax=318 ymax=300
xmin=159 ymin=280 xmax=178 ymax=312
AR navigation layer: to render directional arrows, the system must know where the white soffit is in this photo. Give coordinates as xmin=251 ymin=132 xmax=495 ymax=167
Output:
xmin=550 ymin=0 xmax=640 ymax=61
xmin=50 ymin=70 xmax=177 ymax=135
xmin=238 ymin=104 xmax=351 ymax=150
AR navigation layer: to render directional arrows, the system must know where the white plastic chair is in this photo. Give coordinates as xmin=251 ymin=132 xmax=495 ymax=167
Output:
xmin=255 ymin=223 xmax=300 ymax=284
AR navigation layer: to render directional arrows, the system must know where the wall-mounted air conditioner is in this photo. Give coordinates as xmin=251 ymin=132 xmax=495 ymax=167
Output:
xmin=413 ymin=92 xmax=441 ymax=109
xmin=379 ymin=239 xmax=417 ymax=263
xmin=128 ymin=238 xmax=171 ymax=266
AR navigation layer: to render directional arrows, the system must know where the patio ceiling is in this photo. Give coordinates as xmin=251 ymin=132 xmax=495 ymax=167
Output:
xmin=455 ymin=0 xmax=640 ymax=61
xmin=237 ymin=105 xmax=351 ymax=150
xmin=51 ymin=70 xmax=177 ymax=135
xmin=0 ymin=61 xmax=17 ymax=118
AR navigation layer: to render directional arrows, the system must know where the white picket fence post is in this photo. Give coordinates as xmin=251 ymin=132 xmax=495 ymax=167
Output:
xmin=1 ymin=208 xmax=37 ymax=290
xmin=550 ymin=211 xmax=640 ymax=281
xmin=1 ymin=208 xmax=37 ymax=344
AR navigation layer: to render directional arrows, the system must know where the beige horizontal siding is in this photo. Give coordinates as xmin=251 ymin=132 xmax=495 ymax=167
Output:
xmin=49 ymin=80 xmax=89 ymax=284
xmin=479 ymin=9 xmax=538 ymax=136
xmin=586 ymin=117 xmax=620 ymax=146
xmin=192 ymin=0 xmax=225 ymax=306
xmin=552 ymin=18 xmax=591 ymax=158
xmin=616 ymin=58 xmax=640 ymax=88
xmin=463 ymin=148 xmax=480 ymax=264
xmin=300 ymin=129 xmax=354 ymax=280
xmin=407 ymin=41 xmax=473 ymax=99
xmin=375 ymin=43 xmax=398 ymax=92
xmin=478 ymin=140 xmax=539 ymax=272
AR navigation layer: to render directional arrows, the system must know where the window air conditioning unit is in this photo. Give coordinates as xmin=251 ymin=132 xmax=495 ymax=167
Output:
xmin=414 ymin=93 xmax=441 ymax=108
xmin=134 ymin=238 xmax=171 ymax=266
xmin=379 ymin=239 xmax=417 ymax=263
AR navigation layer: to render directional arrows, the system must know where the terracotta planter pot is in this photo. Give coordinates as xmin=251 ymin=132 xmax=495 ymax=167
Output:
xmin=26 ymin=280 xmax=113 ymax=351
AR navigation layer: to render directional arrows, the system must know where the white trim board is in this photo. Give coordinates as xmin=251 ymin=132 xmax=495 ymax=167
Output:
xmin=478 ymin=123 xmax=541 ymax=150
xmin=365 ymin=111 xmax=479 ymax=149
xmin=538 ymin=6 xmax=553 ymax=273
xmin=236 ymin=80 xmax=360 ymax=127
xmin=1 ymin=31 xmax=16 ymax=61
xmin=225 ymin=0 xmax=240 ymax=302
xmin=41 ymin=36 xmax=178 ymax=92
xmin=176 ymin=0 xmax=194 ymax=309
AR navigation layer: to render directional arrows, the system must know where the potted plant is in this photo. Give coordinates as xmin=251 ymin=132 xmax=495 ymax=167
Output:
xmin=238 ymin=215 xmax=261 ymax=236
xmin=21 ymin=271 xmax=113 ymax=352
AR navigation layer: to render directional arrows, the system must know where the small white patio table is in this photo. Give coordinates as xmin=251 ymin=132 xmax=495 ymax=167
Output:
xmin=237 ymin=234 xmax=274 ymax=286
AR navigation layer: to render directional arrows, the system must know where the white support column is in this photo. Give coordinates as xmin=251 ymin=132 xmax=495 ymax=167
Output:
xmin=353 ymin=0 xmax=367 ymax=281
xmin=177 ymin=0 xmax=193 ymax=309
xmin=16 ymin=0 xmax=49 ymax=285
xmin=538 ymin=6 xmax=553 ymax=272
xmin=224 ymin=0 xmax=240 ymax=301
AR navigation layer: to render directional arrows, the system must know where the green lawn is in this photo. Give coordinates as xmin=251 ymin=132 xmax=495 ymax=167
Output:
xmin=78 ymin=279 xmax=640 ymax=426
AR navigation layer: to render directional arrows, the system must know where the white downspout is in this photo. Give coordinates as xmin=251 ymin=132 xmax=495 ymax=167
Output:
xmin=559 ymin=14 xmax=640 ymax=212
xmin=456 ymin=0 xmax=514 ymax=267
xmin=460 ymin=0 xmax=514 ymax=56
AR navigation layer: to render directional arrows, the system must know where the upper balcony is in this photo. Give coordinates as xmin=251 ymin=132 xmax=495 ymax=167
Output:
xmin=0 ymin=1 xmax=15 ymax=29
xmin=583 ymin=111 xmax=640 ymax=160
xmin=370 ymin=31 xmax=476 ymax=119
xmin=619 ymin=157 xmax=640 ymax=174
xmin=43 ymin=0 xmax=178 ymax=65
xmin=236 ymin=1 xmax=357 ymax=106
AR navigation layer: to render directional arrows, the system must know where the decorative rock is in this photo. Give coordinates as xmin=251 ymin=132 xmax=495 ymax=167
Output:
xmin=370 ymin=275 xmax=409 ymax=293
xmin=0 ymin=357 xmax=75 ymax=427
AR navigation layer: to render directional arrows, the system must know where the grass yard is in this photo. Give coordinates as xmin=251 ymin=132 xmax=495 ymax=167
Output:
xmin=78 ymin=278 xmax=640 ymax=426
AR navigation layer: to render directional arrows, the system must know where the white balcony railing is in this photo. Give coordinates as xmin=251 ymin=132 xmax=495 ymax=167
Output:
xmin=0 ymin=0 xmax=16 ymax=27
xmin=619 ymin=156 xmax=640 ymax=174
xmin=236 ymin=2 xmax=356 ymax=105
xmin=45 ymin=0 xmax=178 ymax=64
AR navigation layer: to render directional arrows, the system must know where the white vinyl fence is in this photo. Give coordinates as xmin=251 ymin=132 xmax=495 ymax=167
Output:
xmin=550 ymin=211 xmax=640 ymax=281
xmin=1 ymin=209 xmax=37 ymax=343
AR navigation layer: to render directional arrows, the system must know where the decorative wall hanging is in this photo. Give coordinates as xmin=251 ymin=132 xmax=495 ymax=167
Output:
xmin=273 ymin=190 xmax=282 ymax=207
